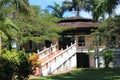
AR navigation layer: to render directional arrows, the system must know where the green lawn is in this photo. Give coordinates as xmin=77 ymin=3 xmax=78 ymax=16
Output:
xmin=30 ymin=68 xmax=120 ymax=80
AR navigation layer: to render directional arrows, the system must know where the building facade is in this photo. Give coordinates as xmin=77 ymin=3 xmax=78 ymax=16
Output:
xmin=22 ymin=17 xmax=120 ymax=68
xmin=58 ymin=17 xmax=103 ymax=68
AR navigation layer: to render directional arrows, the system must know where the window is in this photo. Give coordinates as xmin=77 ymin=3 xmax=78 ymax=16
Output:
xmin=78 ymin=36 xmax=85 ymax=46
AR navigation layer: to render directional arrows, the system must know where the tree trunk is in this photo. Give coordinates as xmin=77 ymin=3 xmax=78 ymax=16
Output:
xmin=76 ymin=8 xmax=80 ymax=17
xmin=8 ymin=40 xmax=12 ymax=51
xmin=0 ymin=35 xmax=1 ymax=51
xmin=105 ymin=60 xmax=109 ymax=68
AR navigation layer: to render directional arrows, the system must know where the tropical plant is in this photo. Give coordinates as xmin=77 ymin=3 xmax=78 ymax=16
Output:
xmin=101 ymin=48 xmax=114 ymax=68
xmin=48 ymin=2 xmax=66 ymax=18
xmin=97 ymin=15 xmax=120 ymax=47
xmin=29 ymin=53 xmax=41 ymax=75
xmin=0 ymin=0 xmax=31 ymax=14
xmin=0 ymin=1 xmax=63 ymax=51
xmin=0 ymin=18 xmax=18 ymax=51
xmin=0 ymin=0 xmax=32 ymax=51
xmin=0 ymin=55 xmax=15 ymax=80
xmin=63 ymin=0 xmax=87 ymax=17
xmin=1 ymin=49 xmax=32 ymax=80
xmin=13 ymin=6 xmax=63 ymax=51
xmin=86 ymin=0 xmax=120 ymax=21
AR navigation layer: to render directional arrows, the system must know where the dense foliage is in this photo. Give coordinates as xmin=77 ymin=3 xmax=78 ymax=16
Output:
xmin=101 ymin=48 xmax=114 ymax=68
xmin=0 ymin=56 xmax=14 ymax=80
xmin=48 ymin=2 xmax=66 ymax=18
xmin=29 ymin=53 xmax=41 ymax=72
xmin=0 ymin=1 xmax=63 ymax=51
xmin=96 ymin=16 xmax=120 ymax=47
xmin=0 ymin=49 xmax=32 ymax=80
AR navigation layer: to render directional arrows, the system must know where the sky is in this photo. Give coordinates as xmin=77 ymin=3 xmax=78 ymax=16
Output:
xmin=29 ymin=0 xmax=120 ymax=18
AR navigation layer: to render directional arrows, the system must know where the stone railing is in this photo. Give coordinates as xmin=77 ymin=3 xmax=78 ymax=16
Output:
xmin=40 ymin=43 xmax=77 ymax=76
xmin=37 ymin=43 xmax=58 ymax=60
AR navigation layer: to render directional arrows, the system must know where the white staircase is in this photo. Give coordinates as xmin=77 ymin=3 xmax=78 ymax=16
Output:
xmin=37 ymin=43 xmax=77 ymax=76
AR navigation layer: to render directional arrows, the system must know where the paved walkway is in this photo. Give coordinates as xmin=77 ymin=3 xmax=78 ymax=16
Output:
xmin=52 ymin=68 xmax=75 ymax=75
xmin=29 ymin=68 xmax=75 ymax=79
xmin=29 ymin=75 xmax=40 ymax=79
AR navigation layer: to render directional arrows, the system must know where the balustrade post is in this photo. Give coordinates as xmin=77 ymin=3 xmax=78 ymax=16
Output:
xmin=40 ymin=64 xmax=43 ymax=77
xmin=61 ymin=48 xmax=63 ymax=51
xmin=48 ymin=67 xmax=51 ymax=75
xmin=55 ymin=57 xmax=56 ymax=62
xmin=51 ymin=44 xmax=53 ymax=47
xmin=44 ymin=46 xmax=46 ymax=49
xmin=37 ymin=49 xmax=39 ymax=53
xmin=66 ymin=45 xmax=68 ymax=49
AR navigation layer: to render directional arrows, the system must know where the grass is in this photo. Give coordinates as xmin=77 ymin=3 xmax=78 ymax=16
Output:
xmin=30 ymin=68 xmax=120 ymax=80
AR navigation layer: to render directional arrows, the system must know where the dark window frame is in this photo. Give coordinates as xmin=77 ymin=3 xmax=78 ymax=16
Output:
xmin=78 ymin=36 xmax=85 ymax=46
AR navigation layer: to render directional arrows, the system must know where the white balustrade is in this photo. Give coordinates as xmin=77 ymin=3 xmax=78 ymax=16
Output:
xmin=40 ymin=43 xmax=77 ymax=76
xmin=38 ymin=43 xmax=58 ymax=60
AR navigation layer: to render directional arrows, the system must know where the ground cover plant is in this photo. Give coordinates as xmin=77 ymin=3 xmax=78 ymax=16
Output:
xmin=30 ymin=68 xmax=120 ymax=80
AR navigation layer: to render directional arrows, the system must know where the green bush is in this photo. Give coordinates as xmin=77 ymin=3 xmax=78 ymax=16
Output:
xmin=0 ymin=49 xmax=32 ymax=80
xmin=0 ymin=56 xmax=15 ymax=80
xmin=101 ymin=48 xmax=114 ymax=68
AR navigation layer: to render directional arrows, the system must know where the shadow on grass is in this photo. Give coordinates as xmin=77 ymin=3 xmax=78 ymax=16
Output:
xmin=30 ymin=68 xmax=120 ymax=80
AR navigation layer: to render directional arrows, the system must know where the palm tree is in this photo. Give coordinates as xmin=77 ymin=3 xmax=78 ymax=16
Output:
xmin=48 ymin=2 xmax=65 ymax=18
xmin=86 ymin=0 xmax=120 ymax=21
xmin=63 ymin=0 xmax=87 ymax=17
xmin=0 ymin=0 xmax=31 ymax=14
xmin=12 ymin=0 xmax=31 ymax=14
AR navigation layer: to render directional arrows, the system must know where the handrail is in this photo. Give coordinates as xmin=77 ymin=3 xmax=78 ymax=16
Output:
xmin=41 ymin=43 xmax=76 ymax=66
xmin=41 ymin=43 xmax=76 ymax=75
xmin=38 ymin=43 xmax=58 ymax=60
xmin=49 ymin=44 xmax=76 ymax=73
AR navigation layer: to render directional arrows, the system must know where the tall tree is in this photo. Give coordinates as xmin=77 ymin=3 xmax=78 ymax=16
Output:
xmin=99 ymin=16 xmax=120 ymax=47
xmin=0 ymin=0 xmax=31 ymax=14
xmin=86 ymin=0 xmax=120 ymax=21
xmin=0 ymin=1 xmax=63 ymax=51
xmin=48 ymin=2 xmax=66 ymax=18
xmin=0 ymin=0 xmax=32 ymax=50
xmin=63 ymin=0 xmax=87 ymax=17
xmin=12 ymin=6 xmax=63 ymax=50
xmin=0 ymin=18 xmax=18 ymax=50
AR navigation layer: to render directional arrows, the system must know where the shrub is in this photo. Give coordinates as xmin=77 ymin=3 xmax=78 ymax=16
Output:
xmin=0 ymin=56 xmax=15 ymax=80
xmin=0 ymin=49 xmax=32 ymax=80
xmin=101 ymin=48 xmax=114 ymax=68
xmin=29 ymin=53 xmax=41 ymax=72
